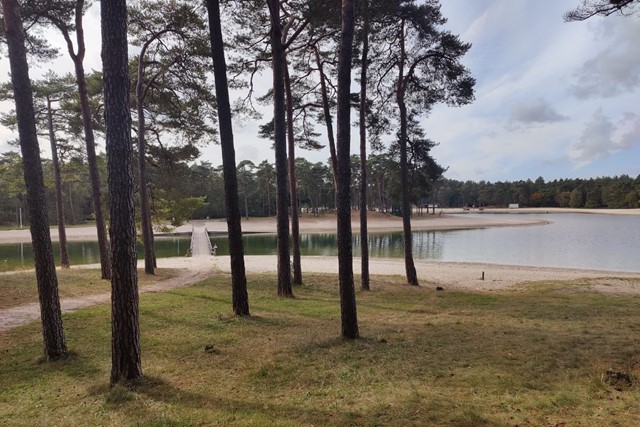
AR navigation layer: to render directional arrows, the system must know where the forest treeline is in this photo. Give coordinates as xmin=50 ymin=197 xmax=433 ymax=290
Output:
xmin=2 ymin=150 xmax=637 ymax=229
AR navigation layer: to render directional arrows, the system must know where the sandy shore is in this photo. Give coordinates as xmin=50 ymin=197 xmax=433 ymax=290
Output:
xmin=2 ymin=209 xmax=637 ymax=332
xmin=0 ymin=210 xmax=552 ymax=244
xmin=3 ymin=208 xmax=638 ymax=244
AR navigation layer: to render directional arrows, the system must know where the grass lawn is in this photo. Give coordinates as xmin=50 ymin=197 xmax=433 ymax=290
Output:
xmin=1 ymin=272 xmax=640 ymax=426
xmin=0 ymin=268 xmax=177 ymax=310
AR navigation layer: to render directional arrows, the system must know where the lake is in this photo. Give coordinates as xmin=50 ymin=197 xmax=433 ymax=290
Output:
xmin=211 ymin=213 xmax=639 ymax=273
xmin=1 ymin=213 xmax=638 ymax=273
xmin=0 ymin=236 xmax=190 ymax=273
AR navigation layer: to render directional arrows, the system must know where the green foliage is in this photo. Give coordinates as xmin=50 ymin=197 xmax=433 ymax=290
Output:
xmin=436 ymin=175 xmax=640 ymax=209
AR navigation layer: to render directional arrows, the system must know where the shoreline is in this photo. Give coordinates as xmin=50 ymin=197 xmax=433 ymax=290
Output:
xmin=0 ymin=210 xmax=550 ymax=244
xmin=1 ymin=208 xmax=638 ymax=244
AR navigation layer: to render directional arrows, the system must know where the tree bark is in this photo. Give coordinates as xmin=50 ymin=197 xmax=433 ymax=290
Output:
xmin=136 ymin=56 xmax=155 ymax=275
xmin=68 ymin=182 xmax=76 ymax=224
xmin=101 ymin=0 xmax=143 ymax=384
xmin=58 ymin=1 xmax=110 ymax=280
xmin=359 ymin=1 xmax=370 ymax=291
xmin=313 ymin=44 xmax=338 ymax=190
xmin=206 ymin=0 xmax=250 ymax=316
xmin=284 ymin=61 xmax=302 ymax=286
xmin=267 ymin=0 xmax=292 ymax=298
xmin=2 ymin=0 xmax=67 ymax=360
xmin=46 ymin=96 xmax=70 ymax=269
xmin=336 ymin=0 xmax=359 ymax=339
xmin=75 ymin=61 xmax=111 ymax=280
xmin=397 ymin=20 xmax=418 ymax=286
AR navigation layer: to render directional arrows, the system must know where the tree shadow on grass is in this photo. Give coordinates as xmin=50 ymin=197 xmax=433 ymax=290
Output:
xmin=89 ymin=375 xmax=379 ymax=426
xmin=0 ymin=347 xmax=103 ymax=391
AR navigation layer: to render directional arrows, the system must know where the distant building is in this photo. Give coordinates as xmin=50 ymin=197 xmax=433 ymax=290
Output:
xmin=508 ymin=203 xmax=519 ymax=209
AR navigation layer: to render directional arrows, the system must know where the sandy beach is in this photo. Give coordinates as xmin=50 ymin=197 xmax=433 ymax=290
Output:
xmin=4 ymin=207 xmax=638 ymax=244
xmin=1 ymin=209 xmax=639 ymax=331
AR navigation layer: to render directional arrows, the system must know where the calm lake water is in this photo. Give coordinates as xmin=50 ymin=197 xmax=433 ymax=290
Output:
xmin=1 ymin=213 xmax=638 ymax=273
xmin=0 ymin=236 xmax=190 ymax=273
xmin=212 ymin=213 xmax=639 ymax=273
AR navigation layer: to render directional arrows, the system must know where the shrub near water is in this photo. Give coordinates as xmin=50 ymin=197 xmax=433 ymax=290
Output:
xmin=1 ymin=273 xmax=640 ymax=426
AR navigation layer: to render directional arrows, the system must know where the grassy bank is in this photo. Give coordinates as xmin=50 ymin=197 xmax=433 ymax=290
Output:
xmin=0 ymin=268 xmax=177 ymax=310
xmin=1 ymin=272 xmax=640 ymax=426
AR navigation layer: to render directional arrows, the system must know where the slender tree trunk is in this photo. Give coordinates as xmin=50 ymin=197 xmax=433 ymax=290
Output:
xmin=397 ymin=20 xmax=419 ymax=287
xmin=284 ymin=61 xmax=302 ymax=286
xmin=266 ymin=181 xmax=271 ymax=216
xmin=46 ymin=97 xmax=70 ymax=269
xmin=314 ymin=45 xmax=337 ymax=190
xmin=55 ymin=1 xmax=111 ymax=279
xmin=399 ymin=104 xmax=418 ymax=287
xmin=2 ymin=0 xmax=67 ymax=360
xmin=359 ymin=1 xmax=370 ymax=290
xmin=244 ymin=191 xmax=249 ymax=220
xmin=336 ymin=0 xmax=358 ymax=339
xmin=136 ymin=60 xmax=155 ymax=275
xmin=206 ymin=0 xmax=250 ymax=316
xmin=101 ymin=0 xmax=143 ymax=384
xmin=267 ymin=0 xmax=292 ymax=297
xmin=73 ymin=59 xmax=111 ymax=280
xmin=68 ymin=182 xmax=76 ymax=224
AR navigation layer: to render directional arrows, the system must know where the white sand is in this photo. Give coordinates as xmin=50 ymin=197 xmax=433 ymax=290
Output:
xmin=1 ymin=209 xmax=638 ymax=333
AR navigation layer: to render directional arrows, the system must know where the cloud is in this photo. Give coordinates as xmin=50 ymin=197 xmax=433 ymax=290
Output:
xmin=571 ymin=17 xmax=640 ymax=99
xmin=508 ymin=98 xmax=567 ymax=126
xmin=618 ymin=112 xmax=640 ymax=149
xmin=571 ymin=109 xmax=640 ymax=166
xmin=571 ymin=108 xmax=614 ymax=163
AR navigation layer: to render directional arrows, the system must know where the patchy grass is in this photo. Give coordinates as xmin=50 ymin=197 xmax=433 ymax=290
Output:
xmin=0 ymin=268 xmax=177 ymax=309
xmin=1 ymin=272 xmax=640 ymax=426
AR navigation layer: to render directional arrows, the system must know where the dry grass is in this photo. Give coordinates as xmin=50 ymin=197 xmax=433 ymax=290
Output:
xmin=0 ymin=268 xmax=177 ymax=310
xmin=1 ymin=272 xmax=640 ymax=426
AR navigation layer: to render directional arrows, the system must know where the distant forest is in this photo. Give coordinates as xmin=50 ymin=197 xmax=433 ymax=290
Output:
xmin=435 ymin=175 xmax=640 ymax=209
xmin=1 ymin=151 xmax=637 ymax=228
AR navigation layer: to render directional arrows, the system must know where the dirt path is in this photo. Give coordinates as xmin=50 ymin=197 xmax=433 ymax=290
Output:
xmin=0 ymin=256 xmax=216 ymax=333
xmin=3 ymin=252 xmax=639 ymax=333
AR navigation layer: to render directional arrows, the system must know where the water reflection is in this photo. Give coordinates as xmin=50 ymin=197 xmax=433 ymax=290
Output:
xmin=0 ymin=236 xmax=190 ymax=272
xmin=2 ymin=214 xmax=639 ymax=273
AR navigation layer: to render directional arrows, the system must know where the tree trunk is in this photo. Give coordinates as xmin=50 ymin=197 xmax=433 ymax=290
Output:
xmin=2 ymin=0 xmax=67 ymax=360
xmin=359 ymin=1 xmax=370 ymax=291
xmin=314 ymin=44 xmax=338 ymax=190
xmin=206 ymin=0 xmax=250 ymax=316
xmin=397 ymin=20 xmax=419 ymax=287
xmin=101 ymin=0 xmax=143 ymax=384
xmin=267 ymin=0 xmax=292 ymax=298
xmin=68 ymin=182 xmax=76 ymax=224
xmin=136 ymin=59 xmax=155 ymax=275
xmin=244 ymin=191 xmax=249 ymax=220
xmin=73 ymin=56 xmax=111 ymax=280
xmin=336 ymin=0 xmax=359 ymax=339
xmin=47 ymin=96 xmax=70 ymax=269
xmin=284 ymin=60 xmax=302 ymax=286
xmin=266 ymin=182 xmax=271 ymax=216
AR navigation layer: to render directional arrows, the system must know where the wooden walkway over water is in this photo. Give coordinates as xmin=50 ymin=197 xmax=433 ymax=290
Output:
xmin=189 ymin=226 xmax=214 ymax=257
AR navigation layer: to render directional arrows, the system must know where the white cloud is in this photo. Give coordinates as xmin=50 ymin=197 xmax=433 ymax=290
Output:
xmin=570 ymin=109 xmax=640 ymax=167
xmin=508 ymin=98 xmax=567 ymax=127
xmin=618 ymin=112 xmax=640 ymax=149
xmin=571 ymin=108 xmax=614 ymax=164
xmin=571 ymin=16 xmax=640 ymax=99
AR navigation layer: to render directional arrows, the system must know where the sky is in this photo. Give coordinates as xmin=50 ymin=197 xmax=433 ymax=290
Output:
xmin=0 ymin=0 xmax=639 ymax=183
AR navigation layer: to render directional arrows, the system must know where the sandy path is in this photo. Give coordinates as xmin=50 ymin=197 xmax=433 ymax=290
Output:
xmin=2 ymin=254 xmax=639 ymax=333
xmin=0 ymin=257 xmax=214 ymax=333
xmin=2 ymin=210 xmax=638 ymax=333
xmin=216 ymin=255 xmax=640 ymax=294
